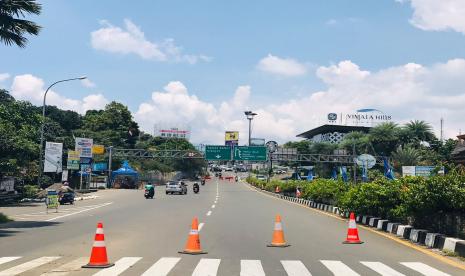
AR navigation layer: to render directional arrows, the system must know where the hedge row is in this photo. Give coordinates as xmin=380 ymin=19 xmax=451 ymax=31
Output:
xmin=247 ymin=170 xmax=465 ymax=238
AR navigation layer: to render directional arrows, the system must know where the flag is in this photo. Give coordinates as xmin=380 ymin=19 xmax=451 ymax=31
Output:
xmin=306 ymin=169 xmax=314 ymax=181
xmin=362 ymin=164 xmax=368 ymax=182
xmin=296 ymin=187 xmax=301 ymax=198
xmin=341 ymin=166 xmax=348 ymax=183
xmin=331 ymin=167 xmax=337 ymax=180
xmin=384 ymin=157 xmax=395 ymax=180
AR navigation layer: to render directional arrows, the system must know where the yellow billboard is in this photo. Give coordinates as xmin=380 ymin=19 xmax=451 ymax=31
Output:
xmin=92 ymin=145 xmax=105 ymax=154
xmin=225 ymin=131 xmax=239 ymax=142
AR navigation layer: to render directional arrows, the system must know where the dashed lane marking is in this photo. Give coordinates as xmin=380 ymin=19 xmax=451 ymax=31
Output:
xmin=206 ymin=211 xmax=212 ymax=216
xmin=199 ymin=223 xmax=205 ymax=231
xmin=0 ymin=257 xmax=61 ymax=276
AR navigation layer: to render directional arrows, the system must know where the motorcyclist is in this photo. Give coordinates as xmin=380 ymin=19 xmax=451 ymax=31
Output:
xmin=193 ymin=182 xmax=200 ymax=193
xmin=145 ymin=182 xmax=155 ymax=197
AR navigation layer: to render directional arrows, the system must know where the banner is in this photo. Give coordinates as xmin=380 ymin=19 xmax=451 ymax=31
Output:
xmin=67 ymin=150 xmax=80 ymax=170
xmin=61 ymin=170 xmax=68 ymax=182
xmin=75 ymin=137 xmax=93 ymax=158
xmin=44 ymin=142 xmax=63 ymax=173
xmin=225 ymin=131 xmax=239 ymax=146
xmin=92 ymin=144 xmax=105 ymax=154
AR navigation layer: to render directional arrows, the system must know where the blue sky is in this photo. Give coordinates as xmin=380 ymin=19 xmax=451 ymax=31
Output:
xmin=2 ymin=0 xmax=465 ymax=144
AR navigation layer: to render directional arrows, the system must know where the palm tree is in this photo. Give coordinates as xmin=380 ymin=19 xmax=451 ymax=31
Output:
xmin=404 ymin=120 xmax=435 ymax=143
xmin=391 ymin=146 xmax=421 ymax=168
xmin=369 ymin=122 xmax=401 ymax=156
xmin=0 ymin=0 xmax=42 ymax=48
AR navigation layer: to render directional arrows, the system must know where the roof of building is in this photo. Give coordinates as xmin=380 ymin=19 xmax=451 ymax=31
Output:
xmin=297 ymin=124 xmax=371 ymax=139
xmin=452 ymin=135 xmax=465 ymax=164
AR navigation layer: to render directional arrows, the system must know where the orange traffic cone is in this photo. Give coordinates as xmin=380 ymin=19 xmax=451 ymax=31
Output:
xmin=179 ymin=217 xmax=207 ymax=254
xmin=82 ymin=222 xmax=114 ymax=268
xmin=343 ymin=212 xmax=364 ymax=244
xmin=267 ymin=214 xmax=290 ymax=247
xmin=275 ymin=186 xmax=280 ymax=193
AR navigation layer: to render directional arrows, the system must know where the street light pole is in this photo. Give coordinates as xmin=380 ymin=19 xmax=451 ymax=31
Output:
xmin=244 ymin=111 xmax=257 ymax=146
xmin=37 ymin=76 xmax=87 ymax=187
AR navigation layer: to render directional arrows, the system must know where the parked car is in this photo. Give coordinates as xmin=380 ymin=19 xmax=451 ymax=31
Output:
xmin=256 ymin=175 xmax=267 ymax=181
xmin=165 ymin=181 xmax=187 ymax=195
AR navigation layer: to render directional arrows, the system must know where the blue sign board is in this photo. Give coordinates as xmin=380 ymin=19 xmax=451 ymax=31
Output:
xmin=92 ymin=162 xmax=108 ymax=171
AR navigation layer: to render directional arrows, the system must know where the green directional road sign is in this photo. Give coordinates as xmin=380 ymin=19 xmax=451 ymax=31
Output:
xmin=205 ymin=145 xmax=232 ymax=160
xmin=233 ymin=146 xmax=267 ymax=161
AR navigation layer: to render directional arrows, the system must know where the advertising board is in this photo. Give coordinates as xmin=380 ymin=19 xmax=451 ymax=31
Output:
xmin=75 ymin=138 xmax=93 ymax=158
xmin=44 ymin=142 xmax=63 ymax=173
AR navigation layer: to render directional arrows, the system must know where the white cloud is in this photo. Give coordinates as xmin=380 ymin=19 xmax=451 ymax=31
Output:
xmin=81 ymin=78 xmax=96 ymax=88
xmin=0 ymin=73 xmax=10 ymax=82
xmin=91 ymin=19 xmax=211 ymax=64
xmin=136 ymin=59 xmax=465 ymax=144
xmin=399 ymin=0 xmax=465 ymax=34
xmin=326 ymin=19 xmax=338 ymax=25
xmin=10 ymin=74 xmax=109 ymax=114
xmin=257 ymin=54 xmax=307 ymax=77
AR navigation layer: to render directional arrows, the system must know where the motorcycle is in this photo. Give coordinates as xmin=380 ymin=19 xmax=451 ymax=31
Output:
xmin=201 ymin=179 xmax=206 ymax=186
xmin=144 ymin=189 xmax=154 ymax=199
xmin=193 ymin=183 xmax=200 ymax=194
xmin=59 ymin=192 xmax=75 ymax=205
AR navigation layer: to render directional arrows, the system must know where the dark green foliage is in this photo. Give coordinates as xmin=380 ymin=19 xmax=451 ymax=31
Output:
xmin=0 ymin=0 xmax=42 ymax=47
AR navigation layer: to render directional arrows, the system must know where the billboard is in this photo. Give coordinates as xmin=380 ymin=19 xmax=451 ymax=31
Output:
xmin=402 ymin=166 xmax=445 ymax=177
xmin=44 ymin=142 xmax=63 ymax=173
xmin=225 ymin=131 xmax=239 ymax=146
xmin=66 ymin=150 xmax=80 ymax=170
xmin=250 ymin=138 xmax=265 ymax=146
xmin=75 ymin=137 xmax=93 ymax=158
xmin=154 ymin=125 xmax=191 ymax=140
xmin=92 ymin=144 xmax=105 ymax=155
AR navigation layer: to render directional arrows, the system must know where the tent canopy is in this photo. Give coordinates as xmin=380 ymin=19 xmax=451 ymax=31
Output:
xmin=111 ymin=161 xmax=138 ymax=178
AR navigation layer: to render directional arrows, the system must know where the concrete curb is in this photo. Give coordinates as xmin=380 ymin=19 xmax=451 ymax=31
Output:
xmin=247 ymin=183 xmax=465 ymax=258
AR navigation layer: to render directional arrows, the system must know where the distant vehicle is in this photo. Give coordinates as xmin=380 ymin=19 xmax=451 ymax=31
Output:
xmin=256 ymin=175 xmax=267 ymax=181
xmin=274 ymin=169 xmax=286 ymax=174
xmin=212 ymin=166 xmax=222 ymax=172
xmin=235 ymin=166 xmax=247 ymax=172
xmin=225 ymin=167 xmax=234 ymax=171
xmin=166 ymin=181 xmax=187 ymax=195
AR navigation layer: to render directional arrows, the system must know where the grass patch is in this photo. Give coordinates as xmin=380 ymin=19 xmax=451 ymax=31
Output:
xmin=0 ymin=212 xmax=12 ymax=223
xmin=442 ymin=249 xmax=458 ymax=257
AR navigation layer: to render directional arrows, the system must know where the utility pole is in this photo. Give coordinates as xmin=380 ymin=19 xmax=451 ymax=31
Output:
xmin=440 ymin=118 xmax=444 ymax=143
xmin=107 ymin=146 xmax=113 ymax=188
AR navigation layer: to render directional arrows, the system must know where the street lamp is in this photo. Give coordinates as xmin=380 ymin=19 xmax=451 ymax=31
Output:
xmin=37 ymin=76 xmax=87 ymax=187
xmin=244 ymin=111 xmax=257 ymax=146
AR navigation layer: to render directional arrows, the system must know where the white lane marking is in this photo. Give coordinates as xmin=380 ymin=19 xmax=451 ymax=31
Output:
xmin=0 ymin=257 xmax=21 ymax=266
xmin=360 ymin=262 xmax=405 ymax=276
xmin=214 ymin=200 xmax=217 ymax=204
xmin=199 ymin=223 xmax=205 ymax=231
xmin=206 ymin=211 xmax=212 ymax=216
xmin=92 ymin=257 xmax=142 ymax=276
xmin=211 ymin=205 xmax=215 ymax=208
xmin=0 ymin=257 xmax=61 ymax=276
xmin=192 ymin=258 xmax=221 ymax=276
xmin=46 ymin=202 xmax=113 ymax=221
xmin=141 ymin=257 xmax=181 ymax=276
xmin=400 ymin=262 xmax=451 ymax=276
xmin=40 ymin=257 xmax=88 ymax=276
xmin=241 ymin=260 xmax=265 ymax=276
xmin=11 ymin=204 xmax=109 ymax=217
xmin=320 ymin=260 xmax=360 ymax=276
xmin=281 ymin=260 xmax=312 ymax=276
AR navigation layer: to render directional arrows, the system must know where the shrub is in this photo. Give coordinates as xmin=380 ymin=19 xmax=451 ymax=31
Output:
xmin=302 ymin=179 xmax=348 ymax=205
xmin=0 ymin=212 xmax=12 ymax=223
xmin=23 ymin=185 xmax=39 ymax=198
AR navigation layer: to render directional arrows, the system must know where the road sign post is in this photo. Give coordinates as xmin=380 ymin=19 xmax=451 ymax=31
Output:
xmin=205 ymin=145 xmax=232 ymax=161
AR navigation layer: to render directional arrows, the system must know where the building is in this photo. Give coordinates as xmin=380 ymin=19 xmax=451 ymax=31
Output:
xmin=452 ymin=134 xmax=465 ymax=165
xmin=297 ymin=124 xmax=371 ymax=144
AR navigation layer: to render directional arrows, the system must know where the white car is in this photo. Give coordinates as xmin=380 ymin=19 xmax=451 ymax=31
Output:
xmin=165 ymin=181 xmax=187 ymax=195
xmin=256 ymin=175 xmax=267 ymax=181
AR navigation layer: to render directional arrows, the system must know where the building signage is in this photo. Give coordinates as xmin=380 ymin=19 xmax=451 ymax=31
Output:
xmin=328 ymin=109 xmax=392 ymax=126
xmin=75 ymin=137 xmax=93 ymax=158
xmin=402 ymin=166 xmax=445 ymax=177
xmin=92 ymin=145 xmax=105 ymax=155
xmin=44 ymin=142 xmax=63 ymax=173
xmin=225 ymin=131 xmax=239 ymax=147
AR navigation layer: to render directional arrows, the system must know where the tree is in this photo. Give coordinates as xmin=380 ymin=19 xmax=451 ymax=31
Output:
xmin=0 ymin=0 xmax=42 ymax=47
xmin=340 ymin=131 xmax=372 ymax=154
xmin=369 ymin=122 xmax=401 ymax=156
xmin=391 ymin=146 xmax=421 ymax=168
xmin=404 ymin=120 xmax=435 ymax=144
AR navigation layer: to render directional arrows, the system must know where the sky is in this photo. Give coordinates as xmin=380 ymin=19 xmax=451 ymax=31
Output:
xmin=1 ymin=0 xmax=465 ymax=145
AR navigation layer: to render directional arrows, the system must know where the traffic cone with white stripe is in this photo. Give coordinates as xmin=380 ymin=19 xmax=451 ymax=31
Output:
xmin=267 ymin=214 xmax=290 ymax=247
xmin=343 ymin=212 xmax=364 ymax=244
xmin=275 ymin=186 xmax=280 ymax=193
xmin=178 ymin=217 xmax=207 ymax=254
xmin=82 ymin=222 xmax=114 ymax=268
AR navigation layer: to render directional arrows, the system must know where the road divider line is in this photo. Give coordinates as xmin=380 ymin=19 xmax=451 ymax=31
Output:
xmin=320 ymin=260 xmax=360 ymax=276
xmin=0 ymin=256 xmax=61 ymax=276
xmin=92 ymin=257 xmax=141 ymax=276
xmin=281 ymin=260 xmax=312 ymax=276
xmin=192 ymin=259 xmax=220 ymax=276
xmin=400 ymin=262 xmax=451 ymax=276
xmin=46 ymin=202 xmax=113 ymax=222
xmin=0 ymin=257 xmax=21 ymax=266
xmin=40 ymin=257 xmax=88 ymax=276
xmin=206 ymin=211 xmax=212 ymax=216
xmin=360 ymin=261 xmax=405 ymax=276
xmin=242 ymin=181 xmax=465 ymax=272
xmin=199 ymin=223 xmax=204 ymax=231
xmin=241 ymin=260 xmax=265 ymax=276
xmin=211 ymin=205 xmax=215 ymax=208
xmin=141 ymin=257 xmax=181 ymax=276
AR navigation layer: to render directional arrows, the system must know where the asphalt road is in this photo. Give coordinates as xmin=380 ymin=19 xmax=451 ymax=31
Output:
xmin=0 ymin=176 xmax=464 ymax=275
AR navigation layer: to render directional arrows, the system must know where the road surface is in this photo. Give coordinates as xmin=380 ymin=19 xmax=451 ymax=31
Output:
xmin=0 ymin=177 xmax=464 ymax=275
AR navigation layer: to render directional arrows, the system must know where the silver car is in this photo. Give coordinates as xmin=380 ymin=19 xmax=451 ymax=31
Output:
xmin=165 ymin=181 xmax=187 ymax=195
